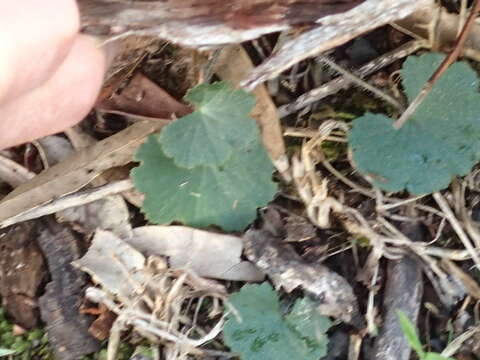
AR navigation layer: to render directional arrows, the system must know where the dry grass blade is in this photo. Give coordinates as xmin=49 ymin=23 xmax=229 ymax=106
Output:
xmin=441 ymin=326 xmax=480 ymax=358
xmin=433 ymin=192 xmax=480 ymax=268
xmin=0 ymin=154 xmax=35 ymax=188
xmin=0 ymin=180 xmax=133 ymax=229
xmin=278 ymin=40 xmax=425 ymax=117
xmin=289 ymin=118 xmax=480 ymax=312
xmin=441 ymin=259 xmax=480 ymax=300
xmin=0 ymin=120 xmax=167 ymax=227
xmin=316 ymin=55 xmax=404 ymax=111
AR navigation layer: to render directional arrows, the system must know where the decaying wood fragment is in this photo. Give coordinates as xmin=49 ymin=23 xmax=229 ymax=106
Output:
xmin=0 ymin=221 xmax=46 ymax=329
xmin=79 ymin=0 xmax=364 ymax=48
xmin=243 ymin=0 xmax=433 ymax=89
xmin=37 ymin=219 xmax=101 ymax=360
xmin=79 ymin=0 xmax=431 ymax=89
xmin=243 ymin=208 xmax=363 ymax=327
xmin=372 ymin=223 xmax=424 ymax=360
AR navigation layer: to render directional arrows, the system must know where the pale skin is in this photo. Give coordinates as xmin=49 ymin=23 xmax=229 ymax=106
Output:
xmin=0 ymin=0 xmax=106 ymax=150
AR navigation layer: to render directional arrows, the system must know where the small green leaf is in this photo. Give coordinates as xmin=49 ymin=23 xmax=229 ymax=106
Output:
xmin=397 ymin=311 xmax=424 ymax=357
xmin=224 ymin=283 xmax=331 ymax=360
xmin=132 ymin=136 xmax=276 ymax=231
xmin=159 ymin=82 xmax=259 ymax=168
xmin=0 ymin=348 xmax=15 ymax=357
xmin=349 ymin=53 xmax=480 ymax=194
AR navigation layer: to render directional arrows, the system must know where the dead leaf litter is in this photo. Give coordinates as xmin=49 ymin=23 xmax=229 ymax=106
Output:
xmin=2 ymin=1 xmax=480 ymax=359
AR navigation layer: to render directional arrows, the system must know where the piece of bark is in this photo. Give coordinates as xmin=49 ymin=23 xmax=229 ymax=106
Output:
xmin=79 ymin=0 xmax=363 ymax=48
xmin=243 ymin=0 xmax=432 ymax=89
xmin=37 ymin=219 xmax=101 ymax=360
xmin=372 ymin=223 xmax=424 ymax=360
xmin=80 ymin=0 xmax=430 ymax=92
xmin=0 ymin=221 xmax=46 ymax=329
xmin=244 ymin=209 xmax=363 ymax=327
xmin=284 ymin=215 xmax=317 ymax=243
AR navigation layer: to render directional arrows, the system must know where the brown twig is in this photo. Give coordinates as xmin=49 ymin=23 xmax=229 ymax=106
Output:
xmin=393 ymin=0 xmax=480 ymax=129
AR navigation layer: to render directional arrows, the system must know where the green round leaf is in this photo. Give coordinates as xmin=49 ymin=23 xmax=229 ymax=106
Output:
xmin=349 ymin=53 xmax=480 ymax=194
xmin=131 ymin=135 xmax=277 ymax=231
xmin=159 ymin=82 xmax=259 ymax=168
xmin=224 ymin=283 xmax=330 ymax=360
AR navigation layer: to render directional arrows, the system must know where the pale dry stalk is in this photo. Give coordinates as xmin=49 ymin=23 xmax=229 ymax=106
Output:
xmin=85 ymin=262 xmax=226 ymax=359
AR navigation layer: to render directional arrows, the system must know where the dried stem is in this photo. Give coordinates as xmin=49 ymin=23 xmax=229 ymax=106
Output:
xmin=317 ymin=55 xmax=404 ymax=111
xmin=393 ymin=0 xmax=480 ymax=129
xmin=433 ymin=192 xmax=480 ymax=267
xmin=0 ymin=179 xmax=134 ymax=229
xmin=278 ymin=40 xmax=425 ymax=118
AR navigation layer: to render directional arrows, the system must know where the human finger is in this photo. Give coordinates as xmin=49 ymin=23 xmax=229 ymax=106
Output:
xmin=0 ymin=35 xmax=106 ymax=150
xmin=0 ymin=0 xmax=80 ymax=104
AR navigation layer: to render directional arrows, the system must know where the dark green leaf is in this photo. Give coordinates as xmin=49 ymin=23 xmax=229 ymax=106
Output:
xmin=159 ymin=82 xmax=259 ymax=168
xmin=224 ymin=283 xmax=330 ymax=360
xmin=132 ymin=136 xmax=276 ymax=231
xmin=349 ymin=53 xmax=480 ymax=194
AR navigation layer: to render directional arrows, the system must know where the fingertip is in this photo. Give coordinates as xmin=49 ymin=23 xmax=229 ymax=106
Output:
xmin=35 ymin=34 xmax=107 ymax=132
xmin=0 ymin=0 xmax=80 ymax=103
xmin=63 ymin=35 xmax=107 ymax=124
xmin=0 ymin=35 xmax=107 ymax=149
